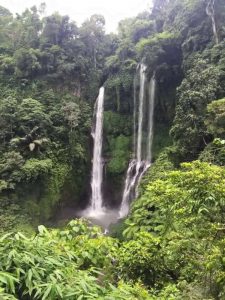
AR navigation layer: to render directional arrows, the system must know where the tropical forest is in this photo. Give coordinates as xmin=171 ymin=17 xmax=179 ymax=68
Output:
xmin=0 ymin=0 xmax=225 ymax=298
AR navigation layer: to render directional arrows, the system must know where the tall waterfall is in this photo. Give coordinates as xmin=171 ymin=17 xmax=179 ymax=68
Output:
xmin=206 ymin=0 xmax=219 ymax=44
xmin=136 ymin=64 xmax=147 ymax=163
xmin=119 ymin=66 xmax=156 ymax=218
xmin=147 ymin=76 xmax=156 ymax=162
xmin=133 ymin=76 xmax=137 ymax=158
xmin=90 ymin=87 xmax=105 ymax=211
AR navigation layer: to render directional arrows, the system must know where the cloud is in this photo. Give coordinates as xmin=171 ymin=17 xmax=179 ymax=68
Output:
xmin=0 ymin=0 xmax=151 ymax=32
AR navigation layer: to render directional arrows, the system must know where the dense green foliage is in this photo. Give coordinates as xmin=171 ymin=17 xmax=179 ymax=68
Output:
xmin=0 ymin=4 xmax=110 ymax=227
xmin=0 ymin=220 xmax=151 ymax=299
xmin=2 ymin=161 xmax=225 ymax=299
xmin=1 ymin=0 xmax=225 ymax=298
xmin=123 ymin=161 xmax=225 ymax=298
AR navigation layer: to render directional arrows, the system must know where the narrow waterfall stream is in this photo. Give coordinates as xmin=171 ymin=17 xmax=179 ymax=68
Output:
xmin=206 ymin=0 xmax=219 ymax=44
xmin=90 ymin=87 xmax=104 ymax=211
xmin=147 ymin=75 xmax=156 ymax=162
xmin=81 ymin=87 xmax=118 ymax=230
xmin=136 ymin=64 xmax=147 ymax=163
xmin=119 ymin=66 xmax=156 ymax=218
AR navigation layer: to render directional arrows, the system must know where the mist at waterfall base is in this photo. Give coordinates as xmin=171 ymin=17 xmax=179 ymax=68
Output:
xmin=80 ymin=65 xmax=155 ymax=229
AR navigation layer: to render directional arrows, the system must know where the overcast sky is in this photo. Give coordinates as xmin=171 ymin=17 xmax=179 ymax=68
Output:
xmin=0 ymin=0 xmax=152 ymax=32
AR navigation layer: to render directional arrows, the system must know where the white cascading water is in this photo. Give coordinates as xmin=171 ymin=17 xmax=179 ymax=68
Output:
xmin=136 ymin=64 xmax=147 ymax=163
xmin=82 ymin=86 xmax=118 ymax=230
xmin=119 ymin=159 xmax=137 ymax=217
xmin=119 ymin=64 xmax=146 ymax=217
xmin=133 ymin=76 xmax=137 ymax=157
xmin=147 ymin=75 xmax=156 ymax=162
xmin=90 ymin=87 xmax=105 ymax=211
xmin=119 ymin=65 xmax=156 ymax=218
xmin=206 ymin=0 xmax=219 ymax=44
xmin=135 ymin=74 xmax=156 ymax=197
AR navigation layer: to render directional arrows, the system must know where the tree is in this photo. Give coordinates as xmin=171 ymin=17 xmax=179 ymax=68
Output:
xmin=14 ymin=48 xmax=42 ymax=78
xmin=205 ymin=98 xmax=225 ymax=137
xmin=62 ymin=101 xmax=80 ymax=131
xmin=41 ymin=13 xmax=77 ymax=47
xmin=123 ymin=161 xmax=225 ymax=297
xmin=0 ymin=97 xmax=18 ymax=147
xmin=17 ymin=98 xmax=51 ymax=135
xmin=80 ymin=14 xmax=105 ymax=69
xmin=9 ymin=7 xmax=42 ymax=50
xmin=0 ymin=6 xmax=13 ymax=53
xmin=170 ymin=56 xmax=222 ymax=161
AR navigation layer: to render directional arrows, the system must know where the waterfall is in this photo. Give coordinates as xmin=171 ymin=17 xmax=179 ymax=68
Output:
xmin=206 ymin=0 xmax=219 ymax=44
xmin=147 ymin=75 xmax=156 ymax=162
xmin=133 ymin=76 xmax=137 ymax=158
xmin=137 ymin=64 xmax=147 ymax=163
xmin=119 ymin=66 xmax=156 ymax=218
xmin=134 ymin=75 xmax=156 ymax=198
xmin=90 ymin=87 xmax=104 ymax=211
xmin=119 ymin=159 xmax=137 ymax=217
